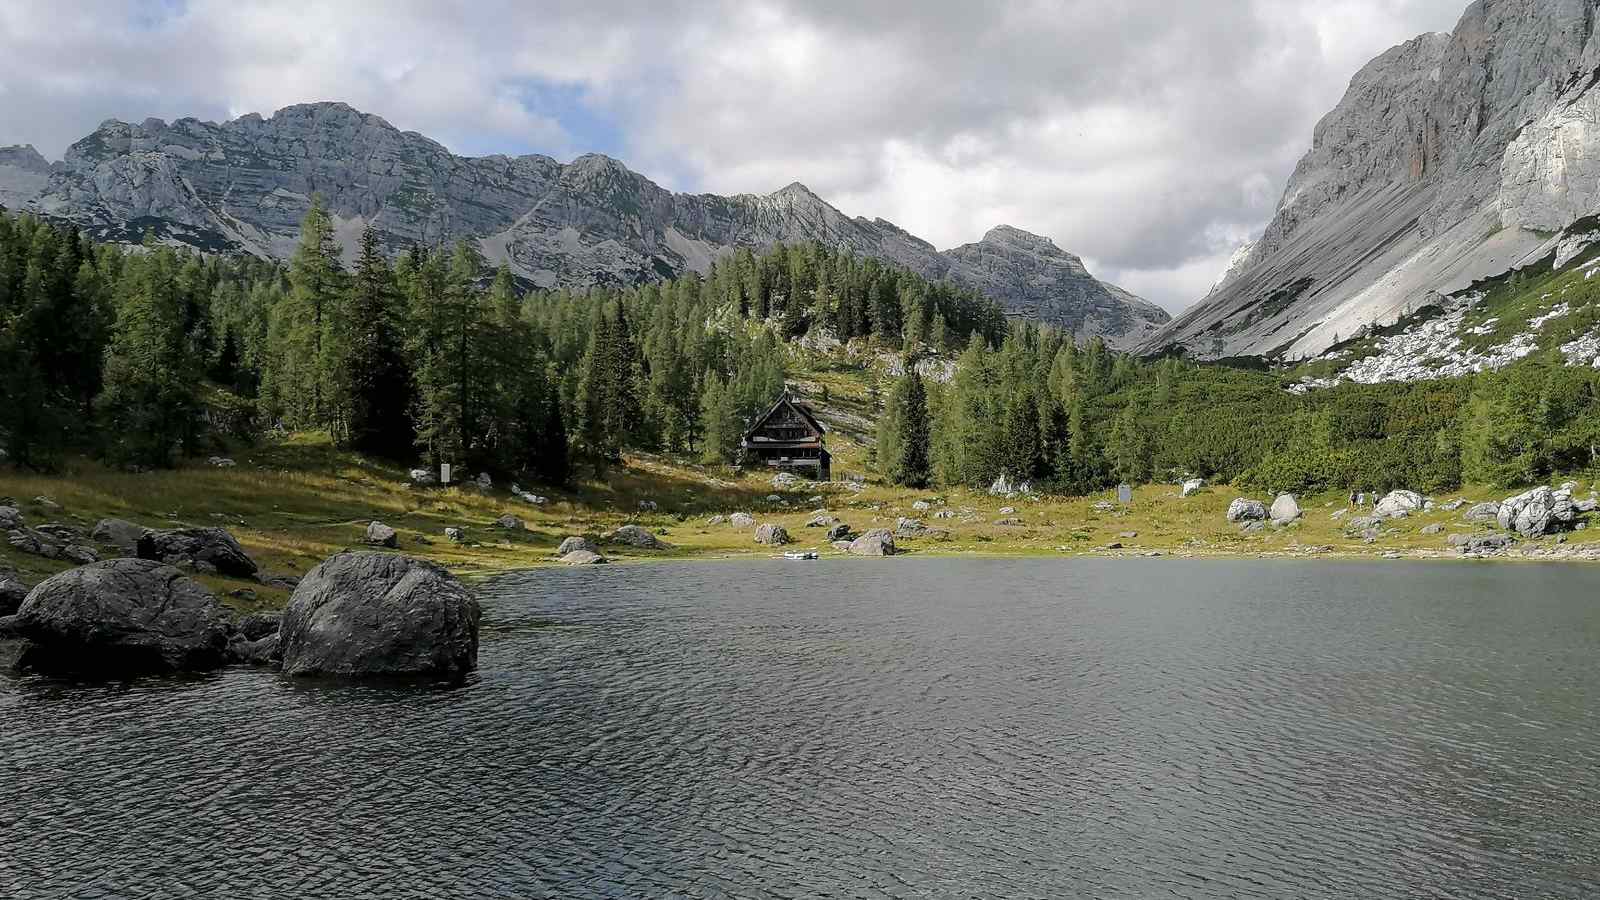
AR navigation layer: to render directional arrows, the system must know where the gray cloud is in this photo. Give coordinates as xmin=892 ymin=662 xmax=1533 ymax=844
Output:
xmin=0 ymin=0 xmax=1470 ymax=311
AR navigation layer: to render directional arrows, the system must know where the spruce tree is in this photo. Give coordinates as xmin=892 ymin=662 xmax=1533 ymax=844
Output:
xmin=886 ymin=369 xmax=931 ymax=487
xmin=342 ymin=225 xmax=414 ymax=456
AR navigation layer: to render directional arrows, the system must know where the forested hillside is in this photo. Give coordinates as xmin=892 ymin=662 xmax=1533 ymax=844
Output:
xmin=4 ymin=200 xmax=1599 ymax=497
xmin=0 ymin=201 xmax=1004 ymax=479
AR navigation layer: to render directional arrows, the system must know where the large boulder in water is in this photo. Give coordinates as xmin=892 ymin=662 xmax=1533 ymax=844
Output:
xmin=1226 ymin=499 xmax=1267 ymax=523
xmin=1497 ymin=487 xmax=1577 ymax=537
xmin=8 ymin=559 xmax=233 ymax=675
xmin=278 ymin=552 xmax=481 ymax=679
xmin=137 ymin=527 xmax=258 ymax=578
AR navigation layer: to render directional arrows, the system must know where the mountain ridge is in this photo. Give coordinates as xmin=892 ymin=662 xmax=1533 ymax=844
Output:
xmin=0 ymin=101 xmax=1168 ymax=347
xmin=1142 ymin=0 xmax=1600 ymax=361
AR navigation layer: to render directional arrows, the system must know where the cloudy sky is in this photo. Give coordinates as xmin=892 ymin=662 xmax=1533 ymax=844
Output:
xmin=0 ymin=0 xmax=1469 ymax=312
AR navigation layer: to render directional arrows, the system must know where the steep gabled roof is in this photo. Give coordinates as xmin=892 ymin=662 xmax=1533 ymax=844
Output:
xmin=742 ymin=391 xmax=827 ymax=443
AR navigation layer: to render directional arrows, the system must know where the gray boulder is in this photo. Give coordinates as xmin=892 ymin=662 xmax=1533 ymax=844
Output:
xmin=561 ymin=550 xmax=608 ymax=566
xmin=805 ymin=514 xmax=838 ymax=528
xmin=233 ymin=612 xmax=282 ymax=641
xmin=557 ymin=536 xmax=598 ymax=556
xmin=1464 ymin=502 xmax=1502 ymax=524
xmin=1226 ymin=499 xmax=1267 ymax=523
xmin=848 ymin=529 xmax=897 ymax=557
xmin=494 ymin=514 xmax=524 ymax=531
xmin=754 ymin=524 xmax=792 ymax=546
xmin=7 ymin=527 xmax=98 ymax=564
xmin=1420 ymin=523 xmax=1445 ymax=536
xmin=896 ymin=517 xmax=932 ymax=537
xmin=136 ymin=527 xmax=258 ymax=578
xmin=729 ymin=513 xmax=756 ymax=529
xmin=608 ymin=525 xmax=669 ymax=549
xmin=1270 ymin=494 xmax=1302 ymax=525
xmin=0 ymin=506 xmax=22 ymax=530
xmin=826 ymin=522 xmax=853 ymax=541
xmin=1374 ymin=490 xmax=1424 ymax=519
xmin=278 ymin=552 xmax=481 ymax=679
xmin=445 ymin=527 xmax=466 ymax=543
xmin=0 ymin=577 xmax=26 ymax=616
xmin=409 ymin=468 xmax=437 ymax=486
xmin=91 ymin=518 xmax=147 ymax=550
xmin=364 ymin=521 xmax=398 ymax=548
xmin=1181 ymin=478 xmax=1205 ymax=497
xmin=1453 ymin=532 xmax=1515 ymax=554
xmin=1497 ymin=487 xmax=1576 ymax=537
xmin=8 ymin=559 xmax=233 ymax=675
xmin=1240 ymin=521 xmax=1266 ymax=535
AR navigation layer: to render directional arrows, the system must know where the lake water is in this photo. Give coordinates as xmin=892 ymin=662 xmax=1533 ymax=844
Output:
xmin=3 ymin=559 xmax=1600 ymax=898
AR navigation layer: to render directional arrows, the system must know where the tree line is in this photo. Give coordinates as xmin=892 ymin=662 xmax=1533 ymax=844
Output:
xmin=877 ymin=326 xmax=1600 ymax=494
xmin=0 ymin=202 xmax=1005 ymax=479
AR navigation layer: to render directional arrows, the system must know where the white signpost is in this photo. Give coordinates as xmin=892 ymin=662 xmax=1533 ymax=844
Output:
xmin=440 ymin=463 xmax=452 ymax=486
xmin=1117 ymin=483 xmax=1133 ymax=505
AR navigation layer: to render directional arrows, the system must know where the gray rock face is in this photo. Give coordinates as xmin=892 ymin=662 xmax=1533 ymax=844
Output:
xmin=4 ymin=102 xmax=1162 ymax=346
xmin=557 ymin=536 xmax=598 ymax=556
xmin=0 ymin=506 xmax=24 ymax=530
xmin=365 ymin=521 xmax=399 ymax=548
xmin=1497 ymin=486 xmax=1577 ymax=536
xmin=0 ymin=144 xmax=50 ymax=211
xmin=278 ymin=552 xmax=480 ymax=679
xmin=90 ymin=518 xmax=147 ymax=550
xmin=848 ymin=529 xmax=897 ymax=557
xmin=136 ymin=527 xmax=257 ymax=577
xmin=940 ymin=226 xmax=1169 ymax=345
xmin=1144 ymin=1 xmax=1600 ymax=361
xmin=754 ymin=524 xmax=792 ymax=546
xmin=9 ymin=559 xmax=232 ymax=675
xmin=1227 ymin=499 xmax=1268 ymax=523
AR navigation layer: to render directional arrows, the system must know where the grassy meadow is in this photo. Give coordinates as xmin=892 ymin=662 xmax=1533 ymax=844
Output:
xmin=4 ymin=425 xmax=1593 ymax=614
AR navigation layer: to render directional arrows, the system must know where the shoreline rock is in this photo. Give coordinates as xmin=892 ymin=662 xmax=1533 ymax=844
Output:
xmin=278 ymin=552 xmax=481 ymax=679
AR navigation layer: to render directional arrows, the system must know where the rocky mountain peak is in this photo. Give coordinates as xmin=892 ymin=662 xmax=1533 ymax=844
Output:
xmin=1142 ymin=0 xmax=1600 ymax=361
xmin=0 ymin=100 xmax=1166 ymax=347
xmin=0 ymin=144 xmax=51 ymax=210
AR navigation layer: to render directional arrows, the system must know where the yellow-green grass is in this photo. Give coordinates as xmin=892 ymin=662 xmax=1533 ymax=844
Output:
xmin=5 ymin=430 xmax=1596 ymax=614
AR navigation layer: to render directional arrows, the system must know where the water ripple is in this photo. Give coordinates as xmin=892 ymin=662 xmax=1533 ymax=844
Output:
xmin=3 ymin=559 xmax=1599 ymax=898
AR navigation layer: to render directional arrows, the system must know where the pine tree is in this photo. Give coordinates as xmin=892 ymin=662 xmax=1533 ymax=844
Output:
xmin=97 ymin=248 xmax=201 ymax=466
xmin=272 ymin=197 xmax=347 ymax=431
xmin=884 ymin=369 xmax=931 ymax=487
xmin=342 ymin=225 xmax=414 ymax=456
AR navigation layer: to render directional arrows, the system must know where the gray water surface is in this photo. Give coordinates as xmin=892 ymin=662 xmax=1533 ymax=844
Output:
xmin=3 ymin=559 xmax=1599 ymax=898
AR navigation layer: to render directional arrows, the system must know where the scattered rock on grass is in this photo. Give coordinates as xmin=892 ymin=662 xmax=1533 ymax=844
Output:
xmin=365 ymin=521 xmax=398 ymax=548
xmin=755 ymin=524 xmax=792 ymax=546
xmin=137 ymin=527 xmax=257 ymax=578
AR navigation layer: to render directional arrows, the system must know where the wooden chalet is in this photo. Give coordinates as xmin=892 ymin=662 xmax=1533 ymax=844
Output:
xmin=741 ymin=391 xmax=831 ymax=481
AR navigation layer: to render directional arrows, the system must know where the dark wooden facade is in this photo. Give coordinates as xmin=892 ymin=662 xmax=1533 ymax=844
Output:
xmin=741 ymin=392 xmax=831 ymax=481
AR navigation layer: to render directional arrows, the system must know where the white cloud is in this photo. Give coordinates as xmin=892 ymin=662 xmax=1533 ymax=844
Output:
xmin=0 ymin=0 xmax=1470 ymax=312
